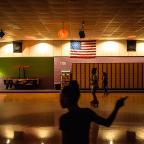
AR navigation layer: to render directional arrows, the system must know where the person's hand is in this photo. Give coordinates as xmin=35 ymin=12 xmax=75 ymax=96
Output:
xmin=115 ymin=96 xmax=128 ymax=108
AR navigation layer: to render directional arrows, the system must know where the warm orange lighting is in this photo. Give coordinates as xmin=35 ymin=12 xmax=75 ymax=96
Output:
xmin=109 ymin=140 xmax=114 ymax=144
xmin=127 ymin=35 xmax=136 ymax=39
xmin=58 ymin=29 xmax=68 ymax=39
xmin=35 ymin=128 xmax=54 ymax=139
xmin=24 ymin=36 xmax=37 ymax=40
xmin=6 ymin=139 xmax=11 ymax=144
xmin=15 ymin=65 xmax=32 ymax=68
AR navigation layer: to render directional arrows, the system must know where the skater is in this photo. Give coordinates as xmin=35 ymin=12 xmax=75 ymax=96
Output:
xmin=102 ymin=72 xmax=108 ymax=96
xmin=59 ymin=80 xmax=128 ymax=144
xmin=90 ymin=68 xmax=99 ymax=107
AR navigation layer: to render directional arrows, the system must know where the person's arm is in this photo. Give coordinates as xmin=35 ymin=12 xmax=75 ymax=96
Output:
xmin=91 ymin=96 xmax=128 ymax=127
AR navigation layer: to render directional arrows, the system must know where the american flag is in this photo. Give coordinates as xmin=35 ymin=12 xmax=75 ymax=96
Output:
xmin=70 ymin=40 xmax=96 ymax=58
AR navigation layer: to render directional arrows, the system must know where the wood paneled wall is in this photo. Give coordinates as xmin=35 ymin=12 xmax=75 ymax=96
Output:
xmin=72 ymin=63 xmax=144 ymax=89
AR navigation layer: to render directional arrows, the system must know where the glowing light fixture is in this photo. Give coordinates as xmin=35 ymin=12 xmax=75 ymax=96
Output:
xmin=127 ymin=35 xmax=136 ymax=39
xmin=109 ymin=140 xmax=113 ymax=144
xmin=58 ymin=22 xmax=68 ymax=39
xmin=6 ymin=139 xmax=11 ymax=144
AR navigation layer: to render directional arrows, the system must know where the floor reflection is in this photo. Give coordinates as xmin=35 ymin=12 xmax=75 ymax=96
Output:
xmin=0 ymin=92 xmax=143 ymax=143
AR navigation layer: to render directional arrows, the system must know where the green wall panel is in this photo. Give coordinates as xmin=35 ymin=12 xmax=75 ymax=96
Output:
xmin=0 ymin=57 xmax=54 ymax=89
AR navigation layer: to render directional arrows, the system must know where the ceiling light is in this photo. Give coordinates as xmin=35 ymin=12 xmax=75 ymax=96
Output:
xmin=0 ymin=29 xmax=5 ymax=38
xmin=109 ymin=140 xmax=113 ymax=144
xmin=127 ymin=35 xmax=136 ymax=39
xmin=58 ymin=22 xmax=68 ymax=39
xmin=6 ymin=139 xmax=11 ymax=144
xmin=58 ymin=29 xmax=68 ymax=39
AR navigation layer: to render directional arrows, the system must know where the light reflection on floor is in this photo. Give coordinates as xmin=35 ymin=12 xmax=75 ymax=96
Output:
xmin=0 ymin=92 xmax=143 ymax=144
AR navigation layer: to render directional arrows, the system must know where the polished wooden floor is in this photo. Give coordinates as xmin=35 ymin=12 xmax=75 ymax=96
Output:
xmin=0 ymin=91 xmax=144 ymax=144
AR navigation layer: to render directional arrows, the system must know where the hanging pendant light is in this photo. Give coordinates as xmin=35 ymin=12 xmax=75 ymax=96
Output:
xmin=79 ymin=21 xmax=85 ymax=38
xmin=0 ymin=29 xmax=5 ymax=38
xmin=58 ymin=22 xmax=68 ymax=39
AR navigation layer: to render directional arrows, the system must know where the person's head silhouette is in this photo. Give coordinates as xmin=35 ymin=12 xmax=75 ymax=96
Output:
xmin=60 ymin=80 xmax=80 ymax=108
xmin=92 ymin=68 xmax=97 ymax=74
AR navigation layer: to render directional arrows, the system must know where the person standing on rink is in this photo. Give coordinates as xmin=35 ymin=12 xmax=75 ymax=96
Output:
xmin=102 ymin=72 xmax=108 ymax=96
xmin=90 ymin=68 xmax=99 ymax=108
xmin=59 ymin=80 xmax=128 ymax=144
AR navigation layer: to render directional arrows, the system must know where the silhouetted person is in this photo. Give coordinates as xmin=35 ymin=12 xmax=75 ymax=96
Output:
xmin=90 ymin=68 xmax=99 ymax=107
xmin=102 ymin=72 xmax=108 ymax=96
xmin=59 ymin=80 xmax=127 ymax=144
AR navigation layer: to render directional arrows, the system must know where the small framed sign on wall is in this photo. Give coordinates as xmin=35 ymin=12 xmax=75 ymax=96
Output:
xmin=13 ymin=41 xmax=22 ymax=53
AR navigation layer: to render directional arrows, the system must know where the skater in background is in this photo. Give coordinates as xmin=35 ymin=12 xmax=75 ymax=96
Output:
xmin=90 ymin=68 xmax=99 ymax=107
xmin=102 ymin=72 xmax=108 ymax=96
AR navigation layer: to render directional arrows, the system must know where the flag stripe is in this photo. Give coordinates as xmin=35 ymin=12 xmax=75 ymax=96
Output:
xmin=71 ymin=49 xmax=96 ymax=52
xmin=70 ymin=40 xmax=96 ymax=58
xmin=70 ymin=53 xmax=96 ymax=55
xmin=70 ymin=55 xmax=96 ymax=58
xmin=81 ymin=47 xmax=95 ymax=50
